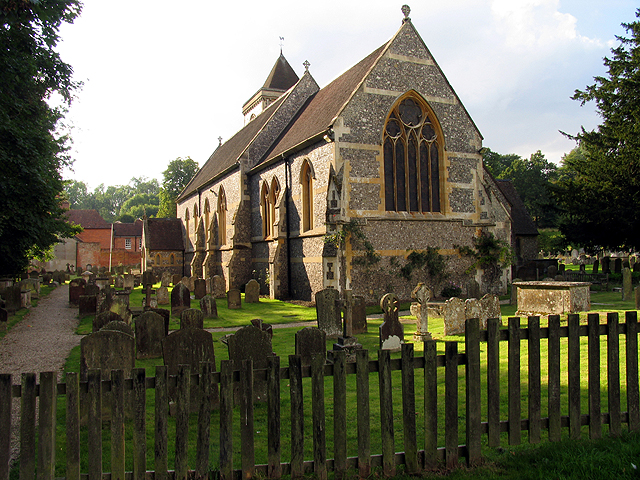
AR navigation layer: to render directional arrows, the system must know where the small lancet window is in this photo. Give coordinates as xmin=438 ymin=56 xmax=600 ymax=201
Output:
xmin=218 ymin=187 xmax=227 ymax=245
xmin=383 ymin=94 xmax=442 ymax=213
xmin=301 ymin=160 xmax=314 ymax=232
xmin=261 ymin=182 xmax=272 ymax=238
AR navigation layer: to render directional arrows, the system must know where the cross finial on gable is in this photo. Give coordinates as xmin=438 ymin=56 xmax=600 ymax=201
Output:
xmin=218 ymin=136 xmax=222 ymax=146
xmin=401 ymin=5 xmax=411 ymax=23
xmin=303 ymin=60 xmax=310 ymax=72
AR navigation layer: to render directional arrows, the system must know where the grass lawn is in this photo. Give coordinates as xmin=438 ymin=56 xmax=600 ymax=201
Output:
xmin=47 ymin=280 xmax=640 ymax=479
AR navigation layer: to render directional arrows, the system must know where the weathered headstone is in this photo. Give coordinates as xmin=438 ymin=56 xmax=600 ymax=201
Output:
xmin=93 ymin=311 xmax=124 ymax=333
xmin=142 ymin=270 xmax=155 ymax=287
xmin=614 ymin=258 xmax=622 ymax=274
xmin=478 ymin=294 xmax=501 ymax=329
xmin=171 ymin=283 xmax=191 ymax=317
xmin=245 ymin=279 xmax=260 ymax=303
xmin=123 ymin=274 xmax=134 ymax=291
xmin=163 ymin=328 xmax=218 ymax=411
xmin=250 ymin=318 xmax=273 ymax=338
xmin=592 ymin=260 xmax=599 ymax=274
xmin=213 ymin=275 xmax=226 ymax=298
xmin=20 ymin=278 xmax=40 ymax=299
xmin=200 ymin=294 xmax=218 ymax=319
xmin=172 ymin=274 xmax=182 ymax=286
xmin=227 ymin=324 xmax=274 ymax=403
xmin=100 ymin=320 xmax=134 ymax=337
xmin=465 ymin=298 xmax=482 ymax=327
xmin=114 ymin=275 xmax=124 ymax=289
xmin=351 ymin=294 xmax=367 ymax=334
xmin=181 ymin=308 xmax=204 ymax=329
xmin=161 ymin=271 xmax=172 ymax=288
xmin=379 ymin=293 xmax=404 ymax=351
xmin=145 ymin=307 xmax=170 ymax=336
xmin=579 ymin=264 xmax=586 ymax=273
xmin=193 ymin=278 xmax=207 ymax=300
xmin=78 ymin=295 xmax=97 ymax=317
xmin=443 ymin=297 xmax=466 ymax=336
xmin=20 ymin=289 xmax=31 ymax=308
xmin=602 ymin=257 xmax=611 ymax=274
xmin=135 ymin=311 xmax=165 ymax=359
xmin=156 ymin=286 xmax=169 ymax=305
xmin=623 ymin=267 xmax=633 ymax=301
xmin=411 ymin=283 xmax=432 ymax=341
xmin=295 ymin=327 xmax=327 ymax=366
xmin=227 ymin=288 xmax=241 ymax=309
xmin=315 ymin=287 xmax=342 ymax=338
xmin=95 ymin=276 xmax=110 ymax=290
xmin=1 ymin=285 xmax=21 ymax=314
xmin=80 ymin=330 xmax=135 ymax=382
xmin=559 ymin=264 xmax=566 ymax=275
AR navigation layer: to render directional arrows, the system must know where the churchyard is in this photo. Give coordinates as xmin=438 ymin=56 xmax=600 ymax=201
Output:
xmin=2 ymin=271 xmax=640 ymax=479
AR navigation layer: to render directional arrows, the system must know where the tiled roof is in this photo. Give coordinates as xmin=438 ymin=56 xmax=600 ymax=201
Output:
xmin=113 ymin=220 xmax=142 ymax=237
xmin=65 ymin=210 xmax=111 ymax=229
xmin=146 ymin=218 xmax=184 ymax=251
xmin=494 ymin=179 xmax=539 ymax=236
xmin=262 ymin=54 xmax=299 ymax=91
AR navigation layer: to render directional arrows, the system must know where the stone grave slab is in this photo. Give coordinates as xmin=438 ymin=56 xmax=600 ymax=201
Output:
xmin=93 ymin=311 xmax=124 ymax=333
xmin=80 ymin=330 xmax=135 ymax=382
xmin=78 ymin=295 xmax=97 ymax=317
xmin=379 ymin=293 xmax=404 ymax=351
xmin=200 ymin=295 xmax=218 ymax=319
xmin=181 ymin=308 xmax=204 ymax=329
xmin=443 ymin=297 xmax=465 ymax=336
xmin=171 ymin=283 xmax=191 ymax=318
xmin=227 ymin=289 xmax=241 ymax=309
xmin=135 ymin=311 xmax=165 ymax=359
xmin=295 ymin=327 xmax=327 ymax=366
xmin=156 ymin=286 xmax=169 ymax=305
xmin=245 ymin=279 xmax=260 ymax=303
xmin=194 ymin=279 xmax=207 ymax=300
xmin=227 ymin=324 xmax=274 ymax=403
xmin=315 ymin=287 xmax=342 ymax=338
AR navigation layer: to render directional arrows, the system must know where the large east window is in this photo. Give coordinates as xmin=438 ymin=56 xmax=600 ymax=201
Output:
xmin=383 ymin=94 xmax=442 ymax=213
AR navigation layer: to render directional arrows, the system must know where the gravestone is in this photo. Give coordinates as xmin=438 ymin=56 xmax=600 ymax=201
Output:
xmin=161 ymin=271 xmax=172 ymax=288
xmin=93 ymin=311 xmax=124 ymax=333
xmin=315 ymin=287 xmax=342 ymax=338
xmin=193 ymin=278 xmax=207 ymax=300
xmin=332 ymin=290 xmax=362 ymax=361
xmin=100 ymin=320 xmax=134 ymax=337
xmin=110 ymin=293 xmax=132 ymax=324
xmin=602 ymin=257 xmax=611 ymax=274
xmin=547 ymin=265 xmax=558 ymax=278
xmin=245 ymin=279 xmax=260 ymax=303
xmin=172 ymin=274 xmax=182 ymax=286
xmin=592 ymin=260 xmax=599 ymax=274
xmin=250 ymin=318 xmax=273 ymax=339
xmin=351 ymin=294 xmax=367 ymax=334
xmin=465 ymin=298 xmax=482 ymax=326
xmin=135 ymin=311 xmax=165 ymax=359
xmin=227 ymin=324 xmax=274 ymax=403
xmin=227 ymin=288 xmax=241 ymax=309
xmin=163 ymin=328 xmax=218 ymax=411
xmin=295 ymin=327 xmax=327 ymax=366
xmin=558 ymin=264 xmax=566 ymax=275
xmin=379 ymin=293 xmax=404 ymax=351
xmin=411 ymin=283 xmax=432 ymax=341
xmin=188 ymin=276 xmax=198 ymax=293
xmin=142 ymin=270 xmax=155 ymax=287
xmin=180 ymin=276 xmax=190 ymax=290
xmin=156 ymin=286 xmax=169 ymax=305
xmin=213 ymin=275 xmax=226 ymax=298
xmin=467 ymin=278 xmax=481 ymax=300
xmin=443 ymin=297 xmax=466 ymax=336
xmin=623 ymin=267 xmax=633 ymax=301
xmin=181 ymin=308 xmax=204 ymax=330
xmin=579 ymin=264 xmax=586 ymax=273
xmin=84 ymin=283 xmax=100 ymax=297
xmin=123 ymin=274 xmax=134 ymax=291
xmin=20 ymin=278 xmax=40 ymax=300
xmin=95 ymin=276 xmax=110 ymax=290
xmin=2 ymin=285 xmax=21 ymax=314
xmin=614 ymin=258 xmax=622 ymax=274
xmin=20 ymin=289 xmax=31 ymax=309
xmin=78 ymin=295 xmax=97 ymax=317
xmin=200 ymin=295 xmax=218 ymax=319
xmin=80 ymin=330 xmax=135 ymax=382
xmin=145 ymin=307 xmax=171 ymax=335
xmin=171 ymin=283 xmax=191 ymax=317
xmin=114 ymin=275 xmax=124 ymax=288
xmin=479 ymin=294 xmax=501 ymax=329
xmin=510 ymin=278 xmax=521 ymax=306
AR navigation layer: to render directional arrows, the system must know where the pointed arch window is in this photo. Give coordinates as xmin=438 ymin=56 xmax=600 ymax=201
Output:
xmin=217 ymin=186 xmax=227 ymax=245
xmin=155 ymin=253 xmax=162 ymax=265
xmin=383 ymin=94 xmax=442 ymax=213
xmin=269 ymin=177 xmax=280 ymax=237
xmin=261 ymin=182 xmax=272 ymax=238
xmin=203 ymin=198 xmax=210 ymax=244
xmin=301 ymin=160 xmax=314 ymax=232
xmin=185 ymin=209 xmax=190 ymax=238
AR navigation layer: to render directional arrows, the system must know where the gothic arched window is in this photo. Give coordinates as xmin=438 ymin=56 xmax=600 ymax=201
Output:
xmin=383 ymin=94 xmax=442 ymax=213
xmin=261 ymin=182 xmax=272 ymax=238
xmin=203 ymin=198 xmax=210 ymax=244
xmin=269 ymin=177 xmax=280 ymax=237
xmin=300 ymin=160 xmax=314 ymax=232
xmin=218 ymin=186 xmax=227 ymax=245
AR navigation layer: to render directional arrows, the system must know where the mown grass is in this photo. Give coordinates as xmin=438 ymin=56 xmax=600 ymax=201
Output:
xmin=44 ymin=278 xmax=640 ymax=479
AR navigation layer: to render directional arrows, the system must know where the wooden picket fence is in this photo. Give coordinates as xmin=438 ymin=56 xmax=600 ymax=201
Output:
xmin=1 ymin=311 xmax=639 ymax=480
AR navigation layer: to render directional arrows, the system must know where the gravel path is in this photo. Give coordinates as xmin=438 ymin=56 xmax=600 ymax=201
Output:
xmin=0 ymin=283 xmax=81 ymax=464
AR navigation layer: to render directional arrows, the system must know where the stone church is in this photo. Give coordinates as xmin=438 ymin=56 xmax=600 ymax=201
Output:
xmin=176 ymin=6 xmax=537 ymax=303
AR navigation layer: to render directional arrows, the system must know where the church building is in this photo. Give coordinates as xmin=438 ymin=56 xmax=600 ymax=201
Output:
xmin=176 ymin=6 xmax=537 ymax=303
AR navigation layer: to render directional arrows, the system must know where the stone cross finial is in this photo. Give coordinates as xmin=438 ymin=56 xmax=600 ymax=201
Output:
xmin=303 ymin=60 xmax=310 ymax=72
xmin=218 ymin=136 xmax=222 ymax=146
xmin=401 ymin=5 xmax=411 ymax=22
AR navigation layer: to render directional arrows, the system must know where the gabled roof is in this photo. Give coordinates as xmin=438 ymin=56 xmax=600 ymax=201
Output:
xmin=146 ymin=218 xmax=184 ymax=251
xmin=65 ymin=209 xmax=111 ymax=229
xmin=494 ymin=179 xmax=539 ymax=236
xmin=113 ymin=220 xmax=142 ymax=237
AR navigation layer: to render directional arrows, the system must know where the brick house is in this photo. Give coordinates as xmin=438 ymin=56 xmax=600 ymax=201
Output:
xmin=112 ymin=220 xmax=143 ymax=269
xmin=64 ymin=209 xmax=112 ymax=271
xmin=176 ymin=7 xmax=537 ymax=302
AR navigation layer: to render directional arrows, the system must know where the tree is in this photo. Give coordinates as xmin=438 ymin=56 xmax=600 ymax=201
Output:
xmin=118 ymin=193 xmax=159 ymax=220
xmin=0 ymin=1 xmax=83 ymax=275
xmin=481 ymin=148 xmax=520 ymax=178
xmin=552 ymin=10 xmax=640 ymax=251
xmin=157 ymin=157 xmax=199 ymax=218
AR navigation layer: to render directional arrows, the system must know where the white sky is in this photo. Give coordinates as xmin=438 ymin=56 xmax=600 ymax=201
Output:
xmin=57 ymin=0 xmax=638 ymax=190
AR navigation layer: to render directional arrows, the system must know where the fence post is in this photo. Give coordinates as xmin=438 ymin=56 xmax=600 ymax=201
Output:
xmin=311 ymin=353 xmax=327 ymax=480
xmin=288 ymin=355 xmax=304 ymax=480
xmin=111 ymin=369 xmax=126 ymax=480
xmin=37 ymin=371 xmax=56 ymax=480
xmin=508 ymin=317 xmax=521 ymax=446
xmin=219 ymin=360 xmax=234 ymax=480
xmin=379 ymin=349 xmax=395 ymax=477
xmin=486 ymin=318 xmax=500 ymax=447
xmin=424 ymin=340 xmax=438 ymax=468
xmin=445 ymin=342 xmax=459 ymax=469
xmin=608 ymin=312 xmax=621 ymax=436
xmin=154 ymin=366 xmax=169 ymax=480
xmin=588 ymin=313 xmax=602 ymax=440
xmin=0 ymin=374 xmax=10 ymax=480
xmin=196 ymin=362 xmax=213 ymax=480
xmin=548 ymin=315 xmax=561 ymax=441
xmin=465 ymin=318 xmax=481 ymax=465
xmin=568 ymin=314 xmax=582 ymax=439
xmin=333 ymin=350 xmax=347 ymax=480
xmin=267 ymin=356 xmax=282 ymax=479
xmin=133 ymin=367 xmax=146 ymax=479
xmin=356 ymin=349 xmax=371 ymax=477
xmin=528 ymin=316 xmax=541 ymax=444
xmin=87 ymin=369 xmax=102 ymax=480
xmin=175 ymin=364 xmax=190 ymax=480
xmin=402 ymin=343 xmax=419 ymax=473
xmin=626 ymin=311 xmax=639 ymax=431
xmin=240 ymin=359 xmax=255 ymax=480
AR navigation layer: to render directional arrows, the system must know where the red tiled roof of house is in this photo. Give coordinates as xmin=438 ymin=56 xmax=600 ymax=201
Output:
xmin=65 ymin=209 xmax=111 ymax=229
xmin=113 ymin=220 xmax=142 ymax=237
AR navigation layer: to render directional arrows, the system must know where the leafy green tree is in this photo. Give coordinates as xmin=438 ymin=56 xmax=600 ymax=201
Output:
xmin=0 ymin=0 xmax=83 ymax=275
xmin=553 ymin=10 xmax=640 ymax=250
xmin=118 ymin=193 xmax=159 ymax=220
xmin=157 ymin=157 xmax=199 ymax=218
xmin=481 ymin=148 xmax=520 ymax=178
